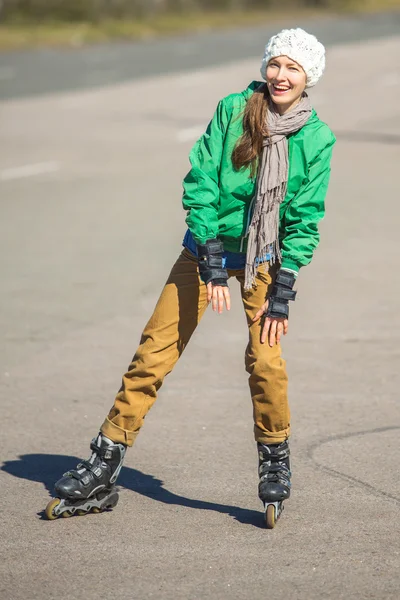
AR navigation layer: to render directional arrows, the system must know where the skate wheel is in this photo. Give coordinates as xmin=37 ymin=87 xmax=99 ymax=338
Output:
xmin=91 ymin=507 xmax=101 ymax=514
xmin=61 ymin=510 xmax=73 ymax=518
xmin=45 ymin=498 xmax=61 ymax=520
xmin=76 ymin=510 xmax=87 ymax=517
xmin=265 ymin=504 xmax=276 ymax=529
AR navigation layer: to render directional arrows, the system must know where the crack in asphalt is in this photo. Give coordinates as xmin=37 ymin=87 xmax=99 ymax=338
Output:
xmin=306 ymin=426 xmax=400 ymax=505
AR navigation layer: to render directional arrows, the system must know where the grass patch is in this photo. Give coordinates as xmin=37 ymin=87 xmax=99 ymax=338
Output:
xmin=0 ymin=1 xmax=399 ymax=51
xmin=0 ymin=9 xmax=318 ymax=50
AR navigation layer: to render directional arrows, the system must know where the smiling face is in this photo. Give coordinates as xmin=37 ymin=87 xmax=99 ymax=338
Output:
xmin=266 ymin=55 xmax=307 ymax=115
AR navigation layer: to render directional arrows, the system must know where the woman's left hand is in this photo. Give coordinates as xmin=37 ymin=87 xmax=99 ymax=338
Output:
xmin=253 ymin=300 xmax=288 ymax=347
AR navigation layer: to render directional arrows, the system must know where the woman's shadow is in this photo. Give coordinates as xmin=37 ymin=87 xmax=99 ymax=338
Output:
xmin=1 ymin=453 xmax=265 ymax=527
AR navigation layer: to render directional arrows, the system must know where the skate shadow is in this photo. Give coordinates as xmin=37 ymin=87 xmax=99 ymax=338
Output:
xmin=1 ymin=453 xmax=265 ymax=528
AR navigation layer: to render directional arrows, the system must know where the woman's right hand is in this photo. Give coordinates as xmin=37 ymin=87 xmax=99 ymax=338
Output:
xmin=207 ymin=283 xmax=231 ymax=314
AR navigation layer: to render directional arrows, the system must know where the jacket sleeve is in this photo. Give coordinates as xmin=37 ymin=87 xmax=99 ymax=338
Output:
xmin=280 ymin=130 xmax=336 ymax=273
xmin=182 ymin=98 xmax=232 ymax=244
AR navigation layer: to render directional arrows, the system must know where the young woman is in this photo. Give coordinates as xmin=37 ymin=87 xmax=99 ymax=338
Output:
xmin=46 ymin=28 xmax=335 ymax=527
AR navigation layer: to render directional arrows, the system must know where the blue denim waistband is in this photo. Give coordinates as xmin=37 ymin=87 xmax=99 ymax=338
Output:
xmin=182 ymin=229 xmax=272 ymax=270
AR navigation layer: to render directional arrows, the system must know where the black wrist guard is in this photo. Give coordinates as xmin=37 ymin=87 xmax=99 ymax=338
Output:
xmin=265 ymin=270 xmax=297 ymax=319
xmin=197 ymin=238 xmax=229 ymax=287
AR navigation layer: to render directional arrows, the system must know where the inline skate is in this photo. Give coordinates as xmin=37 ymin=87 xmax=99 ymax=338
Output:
xmin=45 ymin=433 xmax=126 ymax=519
xmin=258 ymin=440 xmax=291 ymax=528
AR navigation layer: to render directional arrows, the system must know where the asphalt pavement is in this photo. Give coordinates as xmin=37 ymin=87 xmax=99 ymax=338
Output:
xmin=0 ymin=13 xmax=399 ymax=600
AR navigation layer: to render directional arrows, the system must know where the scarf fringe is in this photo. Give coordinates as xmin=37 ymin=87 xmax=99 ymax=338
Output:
xmin=244 ymin=239 xmax=282 ymax=291
xmin=244 ymin=188 xmax=284 ymax=290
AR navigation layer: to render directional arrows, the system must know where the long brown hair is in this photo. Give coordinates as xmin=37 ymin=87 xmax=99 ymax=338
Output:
xmin=231 ymin=83 xmax=269 ymax=178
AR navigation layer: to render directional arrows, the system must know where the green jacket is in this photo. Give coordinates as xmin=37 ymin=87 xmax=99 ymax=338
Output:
xmin=182 ymin=81 xmax=336 ymax=273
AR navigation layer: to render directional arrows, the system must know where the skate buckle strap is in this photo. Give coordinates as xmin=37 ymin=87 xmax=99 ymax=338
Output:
xmin=260 ymin=463 xmax=291 ymax=487
xmin=65 ymin=469 xmax=88 ymax=482
xmin=78 ymin=459 xmax=95 ymax=471
xmin=90 ymin=440 xmax=101 ymax=452
xmin=259 ymin=461 xmax=290 ymax=476
xmin=259 ymin=443 xmax=290 ymax=460
xmin=67 ymin=459 xmax=104 ymax=482
xmin=67 ymin=471 xmax=101 ymax=485
xmin=90 ymin=440 xmax=113 ymax=460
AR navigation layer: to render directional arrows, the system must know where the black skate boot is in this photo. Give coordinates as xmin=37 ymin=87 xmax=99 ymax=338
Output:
xmin=258 ymin=440 xmax=291 ymax=528
xmin=45 ymin=433 xmax=126 ymax=519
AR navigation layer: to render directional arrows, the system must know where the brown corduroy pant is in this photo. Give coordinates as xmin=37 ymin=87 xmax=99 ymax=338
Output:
xmin=101 ymin=249 xmax=290 ymax=446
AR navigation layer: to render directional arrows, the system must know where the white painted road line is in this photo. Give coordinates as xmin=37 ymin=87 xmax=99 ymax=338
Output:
xmin=0 ymin=161 xmax=60 ymax=181
xmin=176 ymin=126 xmax=205 ymax=143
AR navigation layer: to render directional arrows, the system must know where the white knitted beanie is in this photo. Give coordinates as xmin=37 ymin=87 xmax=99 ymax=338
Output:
xmin=260 ymin=28 xmax=325 ymax=88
